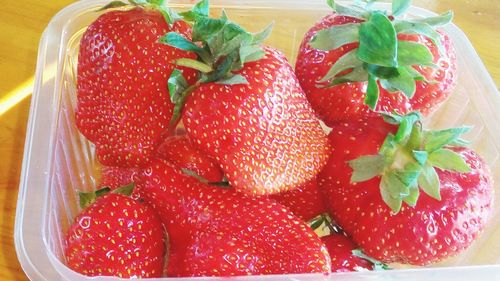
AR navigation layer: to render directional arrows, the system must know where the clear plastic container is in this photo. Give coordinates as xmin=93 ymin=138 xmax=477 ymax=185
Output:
xmin=14 ymin=0 xmax=500 ymax=280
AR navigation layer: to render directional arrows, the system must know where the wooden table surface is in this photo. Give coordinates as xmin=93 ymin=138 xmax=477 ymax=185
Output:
xmin=0 ymin=0 xmax=499 ymax=280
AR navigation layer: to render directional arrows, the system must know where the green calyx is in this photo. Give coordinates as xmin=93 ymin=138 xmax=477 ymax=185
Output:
xmin=78 ymin=183 xmax=135 ymax=209
xmin=351 ymin=249 xmax=392 ymax=271
xmin=181 ymin=168 xmax=231 ymax=187
xmin=308 ymin=213 xmax=343 ymax=237
xmin=159 ymin=0 xmax=273 ymax=127
xmin=348 ymin=112 xmax=471 ymax=214
xmin=98 ymin=0 xmax=182 ymax=26
xmin=310 ymin=0 xmax=453 ymax=109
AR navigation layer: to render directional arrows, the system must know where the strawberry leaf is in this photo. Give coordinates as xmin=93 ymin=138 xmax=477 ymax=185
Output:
xmin=193 ymin=17 xmax=227 ymax=42
xmin=215 ymin=32 xmax=252 ymax=61
xmin=348 ymin=155 xmax=385 ymax=182
xmin=365 ymin=74 xmax=379 ymax=110
xmin=240 ymin=45 xmax=265 ymax=64
xmin=352 ymin=249 xmax=391 ymax=271
xmin=393 ymin=111 xmax=420 ymax=142
xmin=78 ymin=187 xmax=111 ymax=209
xmin=252 ymin=23 xmax=274 ymax=45
xmin=175 ymin=58 xmax=213 ymax=73
xmin=428 ymin=149 xmax=471 ymax=172
xmin=216 ymin=74 xmax=248 ymax=85
xmin=418 ymin=165 xmax=441 ymax=200
xmin=158 ymin=5 xmax=182 ymax=26
xmin=423 ymin=127 xmax=471 ymax=152
xmin=414 ymin=10 xmax=453 ymax=27
xmin=179 ymin=0 xmax=209 ymax=21
xmin=112 ymin=182 xmax=135 ymax=196
xmin=130 ymin=0 xmax=147 ymax=4
xmin=397 ymin=41 xmax=435 ymax=67
xmin=327 ymin=65 xmax=368 ymax=87
xmin=98 ymin=1 xmax=128 ymax=11
xmin=402 ymin=184 xmax=419 ymax=206
xmin=310 ymin=23 xmax=360 ymax=51
xmin=168 ymin=69 xmax=189 ymax=104
xmin=392 ymin=0 xmax=412 ymax=17
xmin=333 ymin=2 xmax=370 ymax=19
xmin=319 ymin=49 xmax=362 ymax=83
xmin=395 ymin=21 xmax=446 ymax=56
xmin=412 ymin=150 xmax=428 ymax=166
xmin=380 ymin=67 xmax=416 ymax=98
xmin=380 ymin=173 xmax=403 ymax=213
xmin=148 ymin=0 xmax=166 ymax=5
xmin=326 ymin=0 xmax=335 ymax=9
xmin=159 ymin=32 xmax=205 ymax=53
xmin=357 ymin=12 xmax=398 ymax=67
xmin=397 ymin=162 xmax=421 ymax=187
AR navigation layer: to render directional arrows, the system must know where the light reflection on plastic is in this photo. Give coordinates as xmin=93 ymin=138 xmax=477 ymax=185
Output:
xmin=0 ymin=78 xmax=34 ymax=116
xmin=0 ymin=63 xmax=58 ymax=116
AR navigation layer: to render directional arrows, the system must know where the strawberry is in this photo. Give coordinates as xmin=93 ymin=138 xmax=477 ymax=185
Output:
xmin=318 ymin=113 xmax=494 ymax=265
xmin=295 ymin=0 xmax=457 ymax=126
xmin=308 ymin=214 xmax=385 ymax=272
xmin=323 ymin=234 xmax=372 ymax=272
xmin=76 ymin=1 xmax=197 ymax=168
xmin=136 ymin=158 xmax=331 ymax=276
xmin=269 ymin=178 xmax=327 ymax=221
xmin=161 ymin=1 xmax=330 ymax=195
xmin=97 ymin=165 xmax=138 ymax=189
xmin=65 ymin=186 xmax=165 ymax=278
xmin=156 ymin=135 xmax=223 ymax=182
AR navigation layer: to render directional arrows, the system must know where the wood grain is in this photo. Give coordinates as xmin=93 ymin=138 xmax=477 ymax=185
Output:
xmin=0 ymin=1 xmax=498 ymax=280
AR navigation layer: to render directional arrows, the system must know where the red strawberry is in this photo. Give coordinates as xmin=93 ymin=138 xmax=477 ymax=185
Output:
xmin=308 ymin=214 xmax=383 ymax=272
xmin=269 ymin=178 xmax=327 ymax=221
xmin=322 ymin=234 xmax=373 ymax=272
xmin=137 ymin=158 xmax=331 ymax=276
xmin=65 ymin=189 xmax=165 ymax=278
xmin=318 ymin=113 xmax=494 ymax=265
xmin=97 ymin=166 xmax=138 ymax=189
xmin=156 ymin=135 xmax=223 ymax=182
xmin=162 ymin=7 xmax=330 ymax=195
xmin=76 ymin=3 xmax=197 ymax=168
xmin=295 ymin=1 xmax=457 ymax=126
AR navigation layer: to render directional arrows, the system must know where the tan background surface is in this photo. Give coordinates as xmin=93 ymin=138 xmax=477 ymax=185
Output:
xmin=0 ymin=0 xmax=499 ymax=280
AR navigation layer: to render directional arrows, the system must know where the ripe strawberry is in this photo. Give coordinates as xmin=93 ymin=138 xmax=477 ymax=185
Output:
xmin=136 ymin=158 xmax=331 ymax=276
xmin=65 ymin=188 xmax=165 ymax=278
xmin=97 ymin=166 xmax=138 ymax=189
xmin=295 ymin=0 xmax=457 ymax=126
xmin=161 ymin=2 xmax=330 ymax=195
xmin=269 ymin=178 xmax=327 ymax=221
xmin=76 ymin=2 xmax=197 ymax=168
xmin=308 ymin=214 xmax=385 ymax=272
xmin=318 ymin=113 xmax=494 ymax=265
xmin=156 ymin=135 xmax=223 ymax=182
xmin=322 ymin=233 xmax=373 ymax=272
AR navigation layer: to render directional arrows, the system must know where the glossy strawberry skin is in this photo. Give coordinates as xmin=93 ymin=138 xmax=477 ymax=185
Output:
xmin=136 ymin=158 xmax=331 ymax=276
xmin=295 ymin=13 xmax=457 ymax=126
xmin=319 ymin=120 xmax=493 ymax=265
xmin=65 ymin=194 xmax=165 ymax=278
xmin=156 ymin=135 xmax=223 ymax=182
xmin=97 ymin=166 xmax=138 ymax=189
xmin=322 ymin=233 xmax=372 ymax=272
xmin=269 ymin=178 xmax=327 ymax=221
xmin=76 ymin=7 xmax=197 ymax=168
xmin=183 ymin=46 xmax=330 ymax=195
